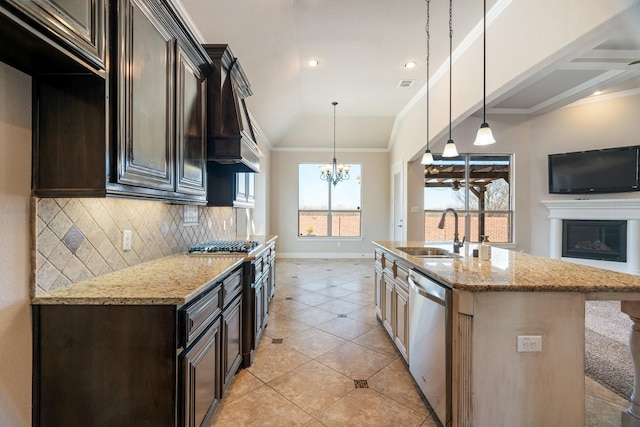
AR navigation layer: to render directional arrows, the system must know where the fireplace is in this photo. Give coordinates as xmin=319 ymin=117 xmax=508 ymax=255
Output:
xmin=544 ymin=199 xmax=640 ymax=274
xmin=562 ymin=220 xmax=627 ymax=262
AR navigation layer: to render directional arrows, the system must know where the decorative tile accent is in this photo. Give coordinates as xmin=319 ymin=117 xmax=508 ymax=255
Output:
xmin=61 ymin=225 xmax=85 ymax=254
xmin=34 ymin=197 xmax=238 ymax=295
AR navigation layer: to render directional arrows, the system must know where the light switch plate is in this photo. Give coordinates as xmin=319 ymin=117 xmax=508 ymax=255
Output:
xmin=122 ymin=230 xmax=133 ymax=251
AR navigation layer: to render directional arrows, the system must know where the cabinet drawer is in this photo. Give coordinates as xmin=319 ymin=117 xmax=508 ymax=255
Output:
xmin=253 ymin=258 xmax=263 ymax=278
xmin=375 ymin=251 xmax=383 ymax=268
xmin=222 ymin=269 xmax=242 ymax=307
xmin=182 ymin=283 xmax=222 ymax=347
xmin=383 ymin=257 xmax=394 ymax=277
xmin=395 ymin=262 xmax=410 ymax=291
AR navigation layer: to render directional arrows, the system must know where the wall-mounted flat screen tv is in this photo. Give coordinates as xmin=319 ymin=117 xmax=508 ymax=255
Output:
xmin=548 ymin=145 xmax=640 ymax=194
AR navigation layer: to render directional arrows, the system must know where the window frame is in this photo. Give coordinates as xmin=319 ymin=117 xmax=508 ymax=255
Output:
xmin=298 ymin=162 xmax=362 ymax=238
xmin=424 ymin=153 xmax=514 ymax=244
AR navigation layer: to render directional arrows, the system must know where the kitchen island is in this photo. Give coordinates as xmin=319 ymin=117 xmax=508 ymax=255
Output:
xmin=373 ymin=241 xmax=640 ymax=427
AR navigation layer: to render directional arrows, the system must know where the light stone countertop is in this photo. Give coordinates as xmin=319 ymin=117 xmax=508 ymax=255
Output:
xmin=374 ymin=241 xmax=640 ymax=293
xmin=32 ymin=254 xmax=245 ymax=305
xmin=32 ymin=235 xmax=278 ymax=306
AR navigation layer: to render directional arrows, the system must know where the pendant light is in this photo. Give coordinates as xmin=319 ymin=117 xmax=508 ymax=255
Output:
xmin=442 ymin=0 xmax=459 ymax=158
xmin=473 ymin=0 xmax=496 ymax=145
xmin=421 ymin=0 xmax=434 ymax=166
xmin=319 ymin=102 xmax=351 ymax=186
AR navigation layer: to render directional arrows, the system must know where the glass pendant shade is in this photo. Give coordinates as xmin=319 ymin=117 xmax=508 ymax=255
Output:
xmin=421 ymin=149 xmax=434 ymax=165
xmin=442 ymin=140 xmax=459 ymax=158
xmin=473 ymin=123 xmax=496 ymax=146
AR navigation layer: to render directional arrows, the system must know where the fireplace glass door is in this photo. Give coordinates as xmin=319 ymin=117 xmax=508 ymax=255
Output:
xmin=562 ymin=220 xmax=627 ymax=262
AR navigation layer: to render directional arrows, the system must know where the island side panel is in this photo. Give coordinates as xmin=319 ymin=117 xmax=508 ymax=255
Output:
xmin=470 ymin=292 xmax=585 ymax=427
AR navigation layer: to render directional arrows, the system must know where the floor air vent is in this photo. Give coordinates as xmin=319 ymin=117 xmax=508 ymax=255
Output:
xmin=354 ymin=379 xmax=369 ymax=388
xmin=285 ymin=297 xmax=293 ymax=300
xmin=337 ymin=314 xmax=347 ymax=318
xmin=272 ymin=338 xmax=283 ymax=344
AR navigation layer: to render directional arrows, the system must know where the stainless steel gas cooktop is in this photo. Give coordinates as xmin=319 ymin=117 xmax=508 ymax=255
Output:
xmin=188 ymin=240 xmax=259 ymax=254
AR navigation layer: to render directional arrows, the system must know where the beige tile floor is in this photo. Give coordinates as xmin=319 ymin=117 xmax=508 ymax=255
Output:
xmin=210 ymin=258 xmax=630 ymax=427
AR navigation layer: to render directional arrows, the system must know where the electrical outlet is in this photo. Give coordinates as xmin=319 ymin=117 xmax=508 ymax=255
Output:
xmin=122 ymin=230 xmax=133 ymax=251
xmin=517 ymin=335 xmax=542 ymax=352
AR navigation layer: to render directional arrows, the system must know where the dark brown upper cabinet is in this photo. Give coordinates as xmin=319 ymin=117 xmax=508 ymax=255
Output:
xmin=115 ymin=0 xmax=175 ymax=192
xmin=29 ymin=0 xmax=212 ymax=203
xmin=0 ymin=0 xmax=107 ymax=74
xmin=176 ymin=45 xmax=207 ymax=196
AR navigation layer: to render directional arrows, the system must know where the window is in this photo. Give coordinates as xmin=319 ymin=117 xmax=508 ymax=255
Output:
xmin=424 ymin=154 xmax=512 ymax=243
xmin=298 ymin=163 xmax=362 ymax=237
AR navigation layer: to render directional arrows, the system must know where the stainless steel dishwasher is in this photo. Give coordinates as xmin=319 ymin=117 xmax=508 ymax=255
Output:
xmin=409 ymin=269 xmax=452 ymax=426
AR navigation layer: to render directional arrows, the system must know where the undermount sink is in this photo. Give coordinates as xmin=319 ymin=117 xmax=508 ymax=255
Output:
xmin=396 ymin=247 xmax=460 ymax=258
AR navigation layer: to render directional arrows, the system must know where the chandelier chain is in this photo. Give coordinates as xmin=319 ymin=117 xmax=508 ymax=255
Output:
xmin=333 ymin=101 xmax=337 ymax=158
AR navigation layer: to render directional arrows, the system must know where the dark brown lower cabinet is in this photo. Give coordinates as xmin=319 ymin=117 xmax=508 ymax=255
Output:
xmin=33 ymin=305 xmax=177 ymax=426
xmin=180 ymin=317 xmax=221 ymax=427
xmin=241 ymin=243 xmax=276 ymax=368
xmin=253 ymin=278 xmax=264 ymax=346
xmin=33 ymin=266 xmax=245 ymax=427
xmin=222 ymin=295 xmax=243 ymax=392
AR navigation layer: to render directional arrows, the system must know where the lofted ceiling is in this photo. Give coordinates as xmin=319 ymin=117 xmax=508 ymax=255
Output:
xmin=178 ymin=0 xmax=640 ymax=151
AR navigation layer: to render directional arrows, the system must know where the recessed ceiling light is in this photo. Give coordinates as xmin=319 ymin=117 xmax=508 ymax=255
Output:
xmin=404 ymin=61 xmax=417 ymax=69
xmin=308 ymin=59 xmax=319 ymax=67
xmin=592 ymin=90 xmax=602 ymax=96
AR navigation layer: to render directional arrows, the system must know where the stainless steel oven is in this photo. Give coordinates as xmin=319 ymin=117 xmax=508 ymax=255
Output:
xmin=408 ymin=269 xmax=451 ymax=426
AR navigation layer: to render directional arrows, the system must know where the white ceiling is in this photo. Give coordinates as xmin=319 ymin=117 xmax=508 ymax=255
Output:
xmin=178 ymin=0 xmax=640 ymax=150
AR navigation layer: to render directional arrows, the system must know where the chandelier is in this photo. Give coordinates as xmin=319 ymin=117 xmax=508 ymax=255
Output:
xmin=320 ymin=101 xmax=350 ymax=186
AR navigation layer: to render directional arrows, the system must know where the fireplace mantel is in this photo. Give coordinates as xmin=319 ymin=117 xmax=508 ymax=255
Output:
xmin=543 ymin=199 xmax=640 ymax=220
xmin=543 ymin=199 xmax=640 ymax=275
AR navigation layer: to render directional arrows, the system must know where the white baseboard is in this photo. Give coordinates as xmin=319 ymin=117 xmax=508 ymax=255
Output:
xmin=278 ymin=252 xmax=374 ymax=259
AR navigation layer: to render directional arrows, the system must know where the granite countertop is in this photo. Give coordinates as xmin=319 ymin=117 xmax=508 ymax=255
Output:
xmin=373 ymin=241 xmax=640 ymax=293
xmin=33 ymin=235 xmax=278 ymax=306
xmin=32 ymin=254 xmax=245 ymax=305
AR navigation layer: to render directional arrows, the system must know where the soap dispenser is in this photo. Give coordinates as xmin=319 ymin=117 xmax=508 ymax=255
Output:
xmin=480 ymin=235 xmax=491 ymax=260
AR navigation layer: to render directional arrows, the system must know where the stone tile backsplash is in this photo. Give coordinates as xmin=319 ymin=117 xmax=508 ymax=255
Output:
xmin=33 ymin=197 xmax=237 ymax=295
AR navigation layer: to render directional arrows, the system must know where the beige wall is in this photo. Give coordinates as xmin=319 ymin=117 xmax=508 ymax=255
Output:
xmin=270 ymin=150 xmax=389 ymax=257
xmin=388 ymin=0 xmax=636 ymax=254
xmin=249 ymin=127 xmax=272 ymax=237
xmin=403 ymin=114 xmax=533 ymax=251
xmin=0 ymin=62 xmax=32 ymax=426
xmin=390 ymin=0 xmax=635 ymax=170
xmin=529 ymin=92 xmax=640 ymax=256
